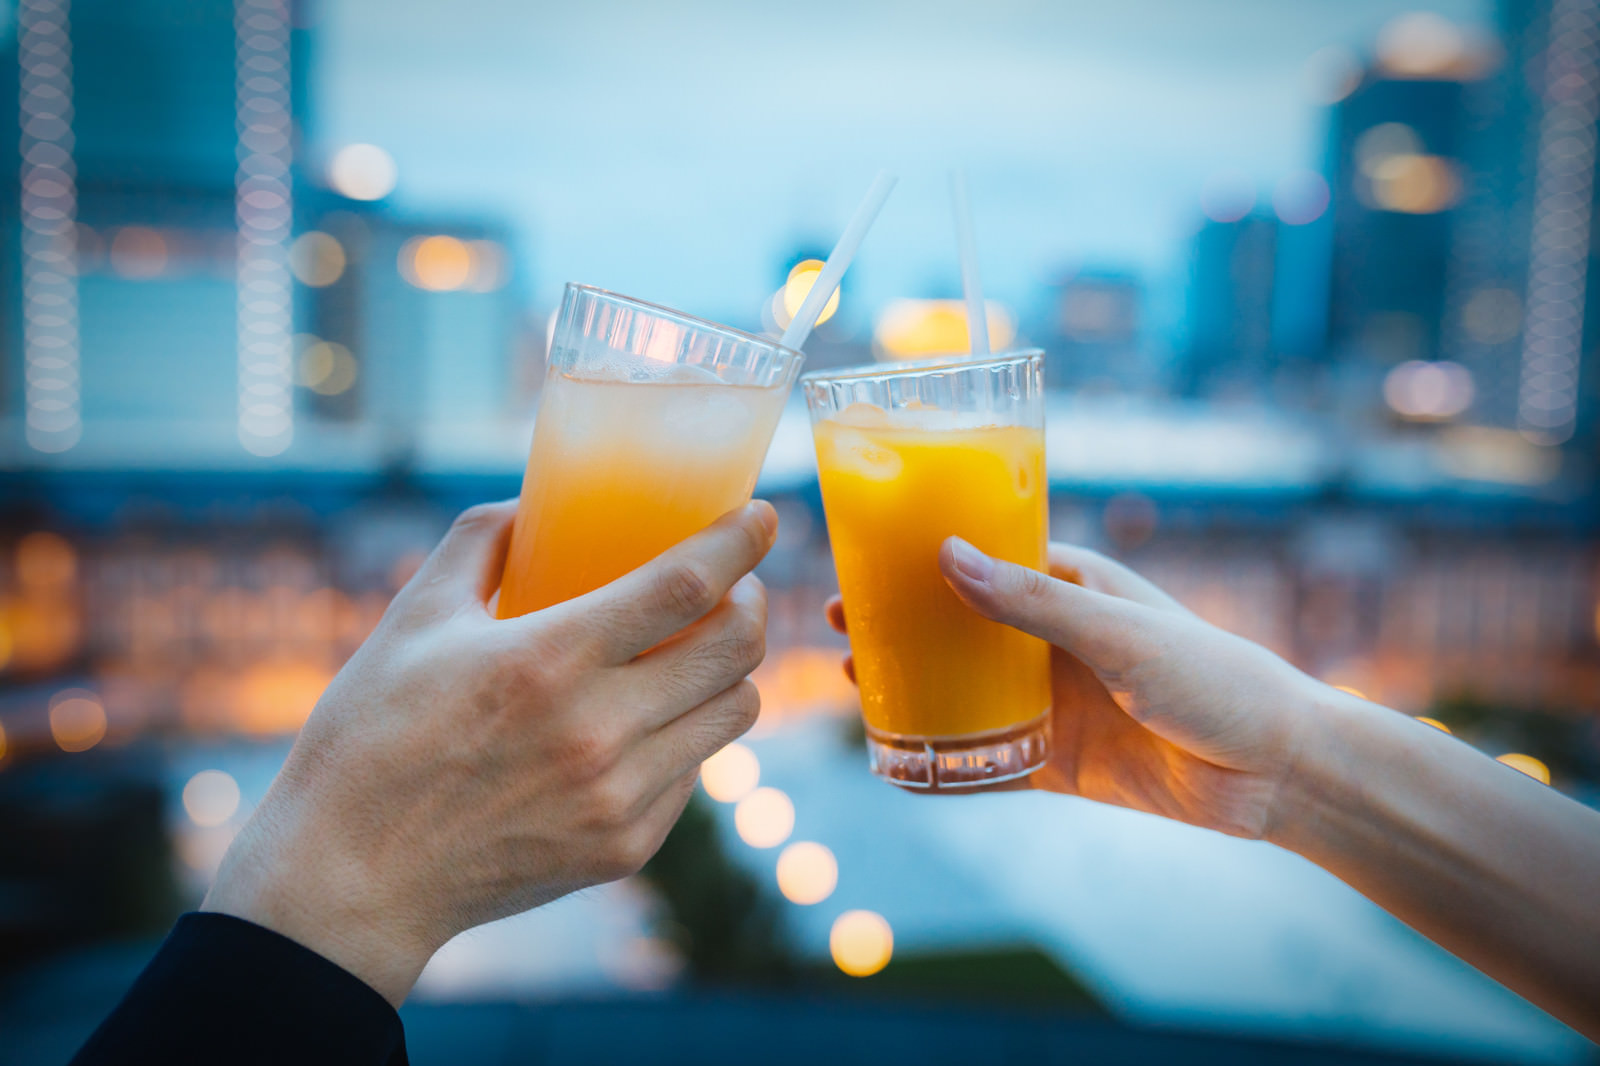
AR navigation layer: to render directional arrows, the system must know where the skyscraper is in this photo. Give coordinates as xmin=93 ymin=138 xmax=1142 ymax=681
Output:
xmin=1 ymin=0 xmax=527 ymax=468
xmin=1325 ymin=75 xmax=1470 ymax=372
xmin=1441 ymin=0 xmax=1600 ymax=451
xmin=1184 ymin=216 xmax=1278 ymax=398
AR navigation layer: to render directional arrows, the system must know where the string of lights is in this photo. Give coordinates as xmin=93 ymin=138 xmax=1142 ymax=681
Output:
xmin=1516 ymin=0 xmax=1600 ymax=445
xmin=234 ymin=0 xmax=296 ymax=457
xmin=18 ymin=0 xmax=81 ymax=454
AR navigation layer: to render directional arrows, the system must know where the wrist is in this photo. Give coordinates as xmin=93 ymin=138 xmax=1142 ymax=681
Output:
xmin=1262 ymin=682 xmax=1394 ymax=858
xmin=201 ymin=793 xmax=439 ymax=1007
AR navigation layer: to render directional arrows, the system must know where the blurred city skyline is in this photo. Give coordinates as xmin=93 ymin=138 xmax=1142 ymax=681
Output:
xmin=306 ymin=0 xmax=1489 ymax=338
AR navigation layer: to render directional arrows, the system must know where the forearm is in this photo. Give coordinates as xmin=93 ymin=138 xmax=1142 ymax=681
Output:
xmin=1268 ymin=690 xmax=1600 ymax=1039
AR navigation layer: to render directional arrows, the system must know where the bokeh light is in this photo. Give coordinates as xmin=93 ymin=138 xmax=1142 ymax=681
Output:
xmin=1415 ymin=716 xmax=1452 ymax=734
xmin=1200 ymin=171 xmax=1255 ymax=223
xmin=734 ymin=786 xmax=794 ymax=849
xmin=873 ymin=299 xmax=1016 ymax=359
xmin=108 ymin=226 xmax=168 ymax=279
xmin=1368 ymin=154 xmax=1461 ymax=214
xmin=1496 ymin=753 xmax=1551 ymax=784
xmin=1376 ymin=12 xmax=1480 ymax=79
xmin=779 ymin=259 xmax=841 ymax=328
xmin=700 ymin=742 xmax=760 ymax=803
xmin=16 ymin=531 xmax=77 ymax=590
xmin=49 ymin=690 xmax=107 ymax=753
xmin=1273 ymin=171 xmax=1331 ymax=226
xmin=401 ymin=235 xmax=474 ymax=291
xmin=776 ymin=841 xmax=837 ymax=905
xmin=298 ymin=340 xmax=359 ymax=396
xmin=0 ymin=719 xmax=8 ymax=763
xmin=288 ymin=231 xmax=347 ymax=287
xmin=830 ymin=910 xmax=893 ymax=977
xmin=1303 ymin=44 xmax=1363 ymax=104
xmin=1355 ymin=123 xmax=1423 ymax=177
xmin=1383 ymin=360 xmax=1475 ymax=420
xmin=183 ymin=769 xmax=242 ymax=827
xmin=329 ymin=143 xmax=398 ymax=201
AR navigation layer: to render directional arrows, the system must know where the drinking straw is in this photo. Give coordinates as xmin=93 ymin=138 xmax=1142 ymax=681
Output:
xmin=780 ymin=170 xmax=898 ymax=352
xmin=949 ymin=169 xmax=989 ymax=357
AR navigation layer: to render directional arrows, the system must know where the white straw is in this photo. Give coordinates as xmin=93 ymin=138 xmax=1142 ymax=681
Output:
xmin=949 ymin=170 xmax=989 ymax=357
xmin=779 ymin=170 xmax=898 ymax=351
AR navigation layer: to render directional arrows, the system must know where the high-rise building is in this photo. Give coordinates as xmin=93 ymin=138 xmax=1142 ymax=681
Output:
xmin=1 ymin=0 xmax=527 ymax=467
xmin=1184 ymin=216 xmax=1279 ymax=398
xmin=1325 ymin=75 xmax=1470 ymax=372
xmin=1424 ymin=0 xmax=1600 ymax=452
xmin=1043 ymin=270 xmax=1147 ymax=391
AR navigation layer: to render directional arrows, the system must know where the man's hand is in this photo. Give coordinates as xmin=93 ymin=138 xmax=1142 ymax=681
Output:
xmin=205 ymin=500 xmax=778 ymax=1005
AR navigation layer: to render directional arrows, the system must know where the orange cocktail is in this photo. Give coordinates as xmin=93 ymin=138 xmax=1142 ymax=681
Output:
xmin=804 ymin=351 xmax=1051 ymax=789
xmin=498 ymin=285 xmax=802 ymax=618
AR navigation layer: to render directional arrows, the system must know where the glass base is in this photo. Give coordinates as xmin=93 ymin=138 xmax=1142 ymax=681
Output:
xmin=865 ymin=713 xmax=1051 ymax=791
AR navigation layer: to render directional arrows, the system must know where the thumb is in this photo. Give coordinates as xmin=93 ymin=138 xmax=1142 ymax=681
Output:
xmin=940 ymin=536 xmax=1158 ymax=676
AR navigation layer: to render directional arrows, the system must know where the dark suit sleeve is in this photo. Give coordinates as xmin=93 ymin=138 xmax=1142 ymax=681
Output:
xmin=70 ymin=911 xmax=408 ymax=1065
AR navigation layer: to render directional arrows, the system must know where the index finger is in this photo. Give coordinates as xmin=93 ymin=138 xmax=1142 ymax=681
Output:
xmin=536 ymin=501 xmax=778 ymax=664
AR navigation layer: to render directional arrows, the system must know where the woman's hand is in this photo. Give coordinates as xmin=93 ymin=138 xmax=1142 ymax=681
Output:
xmin=827 ymin=538 xmax=1321 ymax=839
xmin=205 ymin=500 xmax=778 ymax=1005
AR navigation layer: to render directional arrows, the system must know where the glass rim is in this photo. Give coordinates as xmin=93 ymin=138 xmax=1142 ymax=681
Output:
xmin=563 ymin=283 xmax=805 ymax=365
xmin=799 ymin=348 xmax=1044 ymax=385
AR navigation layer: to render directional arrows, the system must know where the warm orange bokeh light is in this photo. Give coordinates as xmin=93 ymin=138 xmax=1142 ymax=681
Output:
xmin=776 ymin=841 xmax=838 ymax=905
xmin=16 ymin=531 xmax=77 ymax=590
xmin=6 ymin=597 xmax=83 ymax=672
xmin=1415 ymin=716 xmax=1452 ymax=734
xmin=403 ymin=235 xmax=473 ymax=291
xmin=830 ymin=910 xmax=893 ymax=977
xmin=700 ymin=742 xmax=760 ymax=803
xmin=231 ymin=658 xmax=333 ymax=735
xmin=1497 ymin=753 xmax=1551 ymax=785
xmin=780 ymin=259 xmax=840 ymax=328
xmin=874 ymin=299 xmax=1015 ymax=359
xmin=50 ymin=692 xmax=107 ymax=752
xmin=734 ymin=786 xmax=794 ymax=849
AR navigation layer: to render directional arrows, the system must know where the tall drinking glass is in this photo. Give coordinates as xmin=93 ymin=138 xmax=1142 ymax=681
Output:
xmin=803 ymin=351 xmax=1051 ymax=789
xmin=497 ymin=284 xmax=804 ymax=618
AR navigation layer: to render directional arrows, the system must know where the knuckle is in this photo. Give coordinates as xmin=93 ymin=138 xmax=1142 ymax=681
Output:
xmin=1015 ymin=565 xmax=1053 ymax=601
xmin=554 ymin=725 xmax=619 ymax=780
xmin=658 ymin=562 xmax=717 ymax=618
xmin=586 ymin=773 xmax=637 ymax=827
xmin=735 ymin=512 xmax=770 ymax=561
xmin=491 ymin=644 xmax=562 ymax=702
xmin=599 ymin=826 xmax=659 ymax=881
xmin=716 ymin=612 xmax=767 ymax=677
xmin=731 ymin=680 xmax=761 ymax=732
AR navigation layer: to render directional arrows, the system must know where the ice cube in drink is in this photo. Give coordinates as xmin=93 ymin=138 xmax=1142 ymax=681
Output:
xmin=813 ymin=409 xmax=1050 ymax=740
xmin=804 ymin=350 xmax=1051 ymax=789
xmin=497 ymin=362 xmax=789 ymax=618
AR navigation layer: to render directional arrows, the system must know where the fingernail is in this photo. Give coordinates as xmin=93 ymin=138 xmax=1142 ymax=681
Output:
xmin=947 ymin=537 xmax=995 ymax=586
xmin=751 ymin=500 xmax=779 ymax=540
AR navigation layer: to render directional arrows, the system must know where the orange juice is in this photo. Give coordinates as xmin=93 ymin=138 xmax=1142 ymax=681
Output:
xmin=813 ymin=409 xmax=1051 ymax=739
xmin=497 ymin=370 xmax=789 ymax=618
